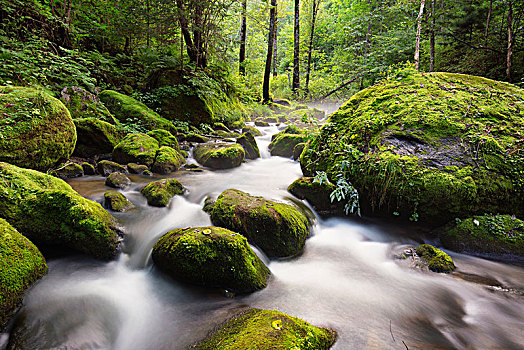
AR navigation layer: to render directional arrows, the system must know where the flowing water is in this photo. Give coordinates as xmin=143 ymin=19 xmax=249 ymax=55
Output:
xmin=2 ymin=125 xmax=524 ymax=350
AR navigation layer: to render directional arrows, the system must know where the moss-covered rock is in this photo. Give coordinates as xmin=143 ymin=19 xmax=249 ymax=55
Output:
xmin=82 ymin=162 xmax=96 ymax=175
xmin=263 ymin=116 xmax=278 ymax=123
xmin=269 ymin=102 xmax=292 ymax=115
xmin=151 ymin=146 xmax=185 ymax=174
xmin=50 ymin=162 xmax=84 ymax=179
xmin=73 ymin=118 xmax=125 ymax=158
xmin=293 ymin=142 xmax=306 ymax=161
xmin=104 ymin=191 xmax=135 ymax=212
xmin=60 ymin=86 xmax=117 ymax=124
xmin=105 ymin=172 xmax=131 ymax=189
xmin=440 ymin=214 xmax=524 ymax=257
xmin=0 ymin=218 xmax=47 ymax=330
xmin=255 ymin=120 xmax=270 ymax=127
xmin=416 ymin=244 xmax=456 ymax=273
xmin=194 ymin=143 xmax=245 ymax=169
xmin=127 ymin=163 xmax=149 ymax=175
xmin=140 ymin=178 xmax=184 ymax=207
xmin=192 ymin=308 xmax=337 ymax=350
xmin=0 ymin=86 xmax=77 ymax=171
xmin=98 ymin=90 xmax=177 ymax=134
xmin=269 ymin=134 xmax=308 ymax=158
xmin=112 ymin=133 xmax=159 ymax=166
xmin=147 ymin=129 xmax=180 ymax=151
xmin=211 ymin=130 xmax=241 ymax=139
xmin=97 ymin=160 xmax=128 ymax=177
xmin=237 ymin=133 xmax=260 ymax=160
xmin=289 ymin=108 xmax=325 ymax=121
xmin=288 ymin=177 xmax=342 ymax=214
xmin=0 ymin=162 xmax=120 ymax=259
xmin=301 ymin=72 xmax=524 ymax=225
xmin=242 ymin=126 xmax=262 ymax=137
xmin=210 ymin=189 xmax=309 ymax=258
xmin=226 ymin=119 xmax=246 ymax=130
xmin=152 ymin=226 xmax=270 ymax=293
xmin=179 ymin=133 xmax=210 ymax=144
xmin=213 ymin=122 xmax=230 ymax=132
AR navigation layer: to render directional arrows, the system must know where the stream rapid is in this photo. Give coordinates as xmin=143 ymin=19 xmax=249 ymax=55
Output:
xmin=2 ymin=125 xmax=524 ymax=350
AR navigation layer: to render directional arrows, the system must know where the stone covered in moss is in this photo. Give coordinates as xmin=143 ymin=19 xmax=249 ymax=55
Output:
xmin=0 ymin=162 xmax=120 ymax=260
xmin=140 ymin=178 xmax=184 ymax=207
xmin=97 ymin=160 xmax=128 ymax=177
xmin=50 ymin=162 xmax=84 ymax=179
xmin=269 ymin=134 xmax=308 ymax=158
xmin=98 ymin=90 xmax=177 ymax=134
xmin=151 ymin=146 xmax=185 ymax=174
xmin=242 ymin=126 xmax=262 ymax=137
xmin=289 ymin=107 xmax=325 ymax=121
xmin=152 ymin=226 xmax=270 ymax=293
xmin=255 ymin=120 xmax=270 ymax=127
xmin=0 ymin=86 xmax=77 ymax=171
xmin=0 ymin=218 xmax=47 ymax=330
xmin=105 ymin=172 xmax=131 ymax=189
xmin=60 ymin=86 xmax=116 ymax=124
xmin=193 ymin=308 xmax=337 ymax=350
xmin=179 ymin=133 xmax=210 ymax=144
xmin=112 ymin=133 xmax=159 ymax=166
xmin=82 ymin=162 xmax=96 ymax=175
xmin=301 ymin=73 xmax=524 ymax=225
xmin=211 ymin=130 xmax=241 ymax=139
xmin=440 ymin=214 xmax=523 ymax=257
xmin=288 ymin=177 xmax=342 ymax=214
xmin=73 ymin=118 xmax=124 ymax=158
xmin=127 ymin=163 xmax=149 ymax=174
xmin=226 ymin=119 xmax=246 ymax=130
xmin=293 ymin=142 xmax=306 ymax=160
xmin=210 ymin=189 xmax=309 ymax=258
xmin=194 ymin=143 xmax=245 ymax=169
xmin=416 ymin=244 xmax=456 ymax=273
xmin=236 ymin=133 xmax=260 ymax=160
xmin=147 ymin=129 xmax=180 ymax=151
xmin=104 ymin=191 xmax=135 ymax=212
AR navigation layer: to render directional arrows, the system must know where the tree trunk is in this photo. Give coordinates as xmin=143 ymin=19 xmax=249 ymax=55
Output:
xmin=484 ymin=0 xmax=493 ymax=46
xmin=305 ymin=0 xmax=318 ymax=95
xmin=292 ymin=0 xmax=300 ymax=94
xmin=176 ymin=0 xmax=197 ymax=63
xmin=263 ymin=0 xmax=277 ymax=103
xmin=430 ymin=0 xmax=435 ymax=71
xmin=414 ymin=0 xmax=425 ymax=70
xmin=506 ymin=0 xmax=512 ymax=82
xmin=239 ymin=0 xmax=247 ymax=75
xmin=272 ymin=27 xmax=278 ymax=77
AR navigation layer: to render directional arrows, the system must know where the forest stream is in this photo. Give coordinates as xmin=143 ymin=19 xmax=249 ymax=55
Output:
xmin=2 ymin=124 xmax=523 ymax=350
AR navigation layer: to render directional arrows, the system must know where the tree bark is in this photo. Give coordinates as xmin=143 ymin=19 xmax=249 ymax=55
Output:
xmin=305 ymin=0 xmax=318 ymax=95
xmin=272 ymin=26 xmax=278 ymax=77
xmin=506 ymin=0 xmax=512 ymax=82
xmin=292 ymin=0 xmax=300 ymax=94
xmin=430 ymin=0 xmax=435 ymax=71
xmin=484 ymin=0 xmax=493 ymax=46
xmin=263 ymin=0 xmax=277 ymax=103
xmin=239 ymin=0 xmax=247 ymax=75
xmin=414 ymin=0 xmax=425 ymax=70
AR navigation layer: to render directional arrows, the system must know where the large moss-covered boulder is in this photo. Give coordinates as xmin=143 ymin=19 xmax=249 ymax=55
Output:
xmin=0 ymin=86 xmax=77 ymax=171
xmin=236 ymin=133 xmax=260 ymax=160
xmin=194 ymin=143 xmax=245 ymax=169
xmin=0 ymin=218 xmax=47 ymax=330
xmin=73 ymin=118 xmax=125 ymax=158
xmin=140 ymin=178 xmax=184 ymax=207
xmin=112 ymin=133 xmax=159 ymax=166
xmin=152 ymin=226 xmax=270 ymax=293
xmin=97 ymin=160 xmax=128 ymax=177
xmin=288 ymin=177 xmax=342 ymax=214
xmin=60 ymin=86 xmax=117 ymax=124
xmin=416 ymin=244 xmax=456 ymax=273
xmin=147 ymin=129 xmax=180 ymax=151
xmin=193 ymin=308 xmax=337 ymax=350
xmin=104 ymin=191 xmax=135 ymax=212
xmin=440 ymin=214 xmax=524 ymax=257
xmin=210 ymin=189 xmax=309 ymax=258
xmin=151 ymin=146 xmax=185 ymax=174
xmin=98 ymin=90 xmax=177 ymax=134
xmin=269 ymin=134 xmax=308 ymax=158
xmin=301 ymin=73 xmax=524 ymax=225
xmin=0 ymin=162 xmax=120 ymax=259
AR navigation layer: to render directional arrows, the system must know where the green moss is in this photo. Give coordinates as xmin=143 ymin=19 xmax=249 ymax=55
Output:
xmin=0 ymin=86 xmax=77 ymax=171
xmin=293 ymin=143 xmax=306 ymax=161
xmin=0 ymin=218 xmax=47 ymax=330
xmin=152 ymin=226 xmax=270 ymax=293
xmin=242 ymin=126 xmax=262 ymax=137
xmin=301 ymin=73 xmax=524 ymax=225
xmin=97 ymin=160 xmax=128 ymax=177
xmin=194 ymin=143 xmax=245 ymax=169
xmin=211 ymin=130 xmax=241 ymax=138
xmin=237 ymin=133 xmax=260 ymax=160
xmin=147 ymin=129 xmax=180 ymax=151
xmin=0 ymin=162 xmax=120 ymax=260
xmin=104 ymin=190 xmax=135 ymax=212
xmin=210 ymin=189 xmax=310 ymax=258
xmin=105 ymin=172 xmax=131 ymax=189
xmin=179 ymin=132 xmax=210 ymax=143
xmin=73 ymin=118 xmax=125 ymax=158
xmin=193 ymin=308 xmax=337 ymax=350
xmin=50 ymin=162 xmax=84 ymax=179
xmin=60 ymin=86 xmax=117 ymax=124
xmin=269 ymin=134 xmax=308 ymax=158
xmin=255 ymin=120 xmax=270 ymax=127
xmin=140 ymin=178 xmax=184 ymax=207
xmin=112 ymin=133 xmax=159 ymax=166
xmin=416 ymin=244 xmax=456 ymax=273
xmin=288 ymin=177 xmax=340 ymax=214
xmin=226 ymin=119 xmax=246 ymax=130
xmin=289 ymin=108 xmax=325 ymax=121
xmin=127 ymin=163 xmax=149 ymax=174
xmin=151 ymin=146 xmax=185 ymax=174
xmin=440 ymin=214 xmax=524 ymax=257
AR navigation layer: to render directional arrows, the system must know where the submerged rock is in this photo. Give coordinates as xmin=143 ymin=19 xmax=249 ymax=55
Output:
xmin=140 ymin=178 xmax=184 ymax=207
xmin=192 ymin=308 xmax=337 ymax=350
xmin=97 ymin=160 xmax=128 ymax=177
xmin=416 ymin=244 xmax=456 ymax=273
xmin=105 ymin=172 xmax=131 ymax=189
xmin=152 ymin=226 xmax=270 ymax=293
xmin=51 ymin=162 xmax=84 ymax=179
xmin=209 ymin=189 xmax=309 ymax=258
xmin=112 ymin=133 xmax=159 ymax=166
xmin=236 ymin=133 xmax=260 ymax=159
xmin=0 ymin=86 xmax=77 ymax=171
xmin=104 ymin=191 xmax=135 ymax=212
xmin=73 ymin=118 xmax=124 ymax=158
xmin=194 ymin=143 xmax=245 ymax=169
xmin=151 ymin=146 xmax=185 ymax=174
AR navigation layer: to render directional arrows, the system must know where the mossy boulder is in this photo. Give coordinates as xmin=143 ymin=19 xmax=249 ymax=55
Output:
xmin=236 ymin=133 xmax=260 ymax=160
xmin=439 ymin=214 xmax=524 ymax=257
xmin=211 ymin=130 xmax=241 ymax=139
xmin=104 ymin=191 xmax=135 ymax=212
xmin=127 ymin=163 xmax=149 ymax=175
xmin=192 ymin=308 xmax=337 ymax=350
xmin=0 ymin=218 xmax=47 ymax=330
xmin=50 ymin=162 xmax=84 ymax=179
xmin=194 ymin=143 xmax=245 ymax=169
xmin=140 ymin=178 xmax=184 ymax=207
xmin=288 ymin=177 xmax=342 ymax=214
xmin=112 ymin=133 xmax=159 ymax=166
xmin=242 ymin=126 xmax=262 ymax=137
xmin=73 ymin=118 xmax=125 ymax=158
xmin=226 ymin=119 xmax=246 ymax=130
xmin=147 ymin=129 xmax=180 ymax=151
xmin=209 ymin=189 xmax=310 ymax=258
xmin=60 ymin=86 xmax=116 ymax=124
xmin=105 ymin=172 xmax=131 ymax=189
xmin=293 ymin=142 xmax=306 ymax=160
xmin=0 ymin=86 xmax=77 ymax=171
xmin=289 ymin=108 xmax=325 ymax=121
xmin=255 ymin=120 xmax=270 ymax=127
xmin=301 ymin=72 xmax=524 ymax=225
xmin=269 ymin=134 xmax=308 ymax=158
xmin=416 ymin=244 xmax=456 ymax=273
xmin=97 ymin=160 xmax=128 ymax=177
xmin=0 ymin=162 xmax=120 ymax=260
xmin=151 ymin=146 xmax=185 ymax=174
xmin=179 ymin=133 xmax=210 ymax=144
xmin=98 ymin=90 xmax=177 ymax=134
xmin=152 ymin=226 xmax=270 ymax=293
xmin=82 ymin=162 xmax=96 ymax=175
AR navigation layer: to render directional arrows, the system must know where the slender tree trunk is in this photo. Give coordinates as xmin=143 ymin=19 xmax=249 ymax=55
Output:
xmin=239 ymin=0 xmax=247 ymax=75
xmin=430 ymin=0 xmax=435 ymax=71
xmin=272 ymin=28 xmax=278 ymax=76
xmin=484 ymin=0 xmax=493 ymax=46
xmin=263 ymin=0 xmax=277 ymax=103
xmin=305 ymin=0 xmax=318 ymax=95
xmin=506 ymin=0 xmax=513 ymax=82
xmin=176 ymin=0 xmax=197 ymax=63
xmin=292 ymin=0 xmax=300 ymax=94
xmin=414 ymin=0 xmax=425 ymax=70
xmin=180 ymin=29 xmax=184 ymax=71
